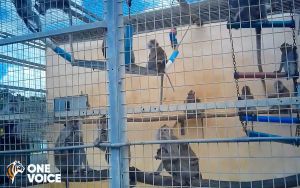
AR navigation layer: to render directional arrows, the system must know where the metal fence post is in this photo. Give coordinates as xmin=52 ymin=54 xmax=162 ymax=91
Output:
xmin=105 ymin=0 xmax=129 ymax=188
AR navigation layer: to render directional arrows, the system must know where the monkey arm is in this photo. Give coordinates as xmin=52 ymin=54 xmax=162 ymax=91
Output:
xmin=268 ymin=94 xmax=278 ymax=98
xmin=65 ymin=131 xmax=84 ymax=146
xmin=79 ymin=148 xmax=92 ymax=171
xmin=93 ymin=137 xmax=107 ymax=152
xmin=275 ymin=63 xmax=283 ymax=73
xmin=153 ymin=148 xmax=166 ymax=175
xmin=169 ymin=144 xmax=181 ymax=159
xmin=153 ymin=162 xmax=164 ymax=175
xmin=155 ymin=148 xmax=162 ymax=160
xmin=293 ymin=47 xmax=298 ymax=61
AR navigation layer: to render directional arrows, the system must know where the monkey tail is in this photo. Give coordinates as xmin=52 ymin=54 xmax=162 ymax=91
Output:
xmin=173 ymin=121 xmax=178 ymax=128
xmin=293 ymin=77 xmax=298 ymax=96
xmin=255 ymin=27 xmax=266 ymax=94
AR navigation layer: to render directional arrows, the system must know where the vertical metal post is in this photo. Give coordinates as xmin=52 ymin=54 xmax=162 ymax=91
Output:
xmin=105 ymin=0 xmax=129 ymax=188
xmin=160 ymin=75 xmax=164 ymax=104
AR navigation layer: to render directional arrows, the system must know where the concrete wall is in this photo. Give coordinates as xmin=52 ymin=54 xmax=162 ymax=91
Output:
xmin=44 ymin=17 xmax=300 ymax=187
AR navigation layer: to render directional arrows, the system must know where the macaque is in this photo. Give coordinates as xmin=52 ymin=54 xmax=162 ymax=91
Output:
xmin=229 ymin=0 xmax=269 ymax=23
xmin=0 ymin=123 xmax=29 ymax=185
xmin=147 ymin=39 xmax=167 ymax=74
xmin=54 ymin=120 xmax=91 ymax=174
xmin=94 ymin=115 xmax=110 ymax=163
xmin=154 ymin=124 xmax=202 ymax=186
xmin=184 ymin=90 xmax=204 ymax=116
xmin=34 ymin=0 xmax=70 ymax=15
xmin=94 ymin=115 xmax=131 ymax=164
xmin=93 ymin=116 xmax=135 ymax=186
xmin=12 ymin=0 xmax=42 ymax=32
xmin=275 ymin=43 xmax=299 ymax=93
xmin=268 ymin=80 xmax=291 ymax=114
xmin=239 ymin=86 xmax=257 ymax=116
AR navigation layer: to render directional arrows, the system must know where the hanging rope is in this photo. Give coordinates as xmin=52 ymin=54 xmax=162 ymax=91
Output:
xmin=290 ymin=5 xmax=299 ymax=96
xmin=228 ymin=29 xmax=248 ymax=132
xmin=290 ymin=5 xmax=300 ymax=138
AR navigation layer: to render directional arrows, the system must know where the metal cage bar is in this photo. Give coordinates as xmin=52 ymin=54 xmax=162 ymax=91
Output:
xmin=105 ymin=0 xmax=129 ymax=187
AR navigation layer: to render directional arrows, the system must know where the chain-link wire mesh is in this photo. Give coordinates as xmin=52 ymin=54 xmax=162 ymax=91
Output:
xmin=0 ymin=0 xmax=300 ymax=187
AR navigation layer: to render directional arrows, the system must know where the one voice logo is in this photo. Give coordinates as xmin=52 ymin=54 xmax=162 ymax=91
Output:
xmin=7 ymin=161 xmax=61 ymax=184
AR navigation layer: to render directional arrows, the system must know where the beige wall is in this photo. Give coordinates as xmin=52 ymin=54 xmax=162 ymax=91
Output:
xmin=44 ymin=16 xmax=300 ymax=187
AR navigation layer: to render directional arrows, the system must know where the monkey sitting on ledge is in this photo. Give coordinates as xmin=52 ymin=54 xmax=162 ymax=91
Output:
xmin=54 ymin=120 xmax=92 ymax=175
xmin=154 ymin=124 xmax=202 ymax=186
xmin=239 ymin=86 xmax=257 ymax=117
xmin=275 ymin=43 xmax=299 ymax=94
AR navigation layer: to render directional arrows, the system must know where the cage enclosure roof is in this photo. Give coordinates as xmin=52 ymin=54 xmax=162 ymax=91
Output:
xmin=0 ymin=0 xmax=298 ymax=44
xmin=50 ymin=0 xmax=299 ymax=44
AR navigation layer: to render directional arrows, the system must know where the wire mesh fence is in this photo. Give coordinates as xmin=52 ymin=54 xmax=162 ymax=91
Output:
xmin=0 ymin=0 xmax=300 ymax=187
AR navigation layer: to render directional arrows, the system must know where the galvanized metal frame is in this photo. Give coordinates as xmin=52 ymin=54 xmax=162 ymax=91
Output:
xmin=0 ymin=21 xmax=107 ymax=46
xmin=1 ymin=137 xmax=299 ymax=155
xmin=105 ymin=0 xmax=129 ymax=187
xmin=0 ymin=31 xmax=45 ymax=50
xmin=0 ymin=84 xmax=46 ymax=93
xmin=53 ymin=97 xmax=300 ymax=118
xmin=0 ymin=1 xmax=299 ymax=187
xmin=0 ymin=54 xmax=46 ymax=71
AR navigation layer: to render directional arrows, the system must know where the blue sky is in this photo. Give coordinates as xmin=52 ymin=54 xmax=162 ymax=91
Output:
xmin=0 ymin=63 xmax=8 ymax=81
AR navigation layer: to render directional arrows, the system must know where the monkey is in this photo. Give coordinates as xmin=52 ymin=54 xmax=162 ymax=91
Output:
xmin=102 ymin=38 xmax=135 ymax=64
xmin=229 ymin=0 xmax=269 ymax=23
xmin=153 ymin=124 xmax=202 ymax=186
xmin=178 ymin=90 xmax=204 ymax=135
xmin=268 ymin=80 xmax=292 ymax=114
xmin=239 ymin=86 xmax=257 ymax=117
xmin=229 ymin=0 xmax=272 ymax=93
xmin=94 ymin=115 xmax=131 ymax=165
xmin=147 ymin=39 xmax=168 ymax=74
xmin=275 ymin=43 xmax=299 ymax=94
xmin=54 ymin=120 xmax=92 ymax=174
xmin=93 ymin=116 xmax=135 ymax=187
xmin=93 ymin=115 xmax=110 ymax=163
xmin=34 ymin=0 xmax=70 ymax=16
xmin=0 ymin=122 xmax=29 ymax=185
xmin=12 ymin=0 xmax=42 ymax=32
xmin=184 ymin=90 xmax=204 ymax=117
xmin=229 ymin=0 xmax=270 ymax=93
xmin=269 ymin=80 xmax=290 ymax=98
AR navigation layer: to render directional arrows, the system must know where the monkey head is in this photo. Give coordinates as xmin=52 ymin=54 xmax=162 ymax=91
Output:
xmin=98 ymin=115 xmax=108 ymax=141
xmin=147 ymin=39 xmax=159 ymax=49
xmin=241 ymin=86 xmax=251 ymax=95
xmin=274 ymin=80 xmax=285 ymax=92
xmin=280 ymin=43 xmax=293 ymax=52
xmin=66 ymin=119 xmax=81 ymax=131
xmin=157 ymin=124 xmax=173 ymax=140
xmin=187 ymin=90 xmax=196 ymax=98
